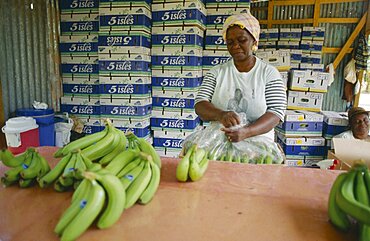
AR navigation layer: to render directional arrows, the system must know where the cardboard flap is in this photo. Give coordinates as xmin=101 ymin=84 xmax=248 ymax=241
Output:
xmin=332 ymin=138 xmax=370 ymax=167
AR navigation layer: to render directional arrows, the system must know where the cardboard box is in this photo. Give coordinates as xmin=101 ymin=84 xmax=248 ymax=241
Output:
xmin=289 ymin=70 xmax=329 ymax=93
xmin=154 ymin=147 xmax=182 ymax=158
xmin=152 ymin=89 xmax=197 ymax=99
xmin=152 ymin=68 xmax=203 ymax=78
xmin=60 ymin=0 xmax=99 ymax=14
xmin=79 ymin=117 xmax=102 ymax=134
xmin=99 ymin=0 xmax=151 ymax=10
xmin=60 ymin=13 xmax=99 ymax=35
xmin=204 ymin=29 xmax=226 ymax=50
xmin=98 ymin=34 xmax=151 ymax=55
xmin=152 ymin=76 xmax=202 ymax=90
xmin=285 ymin=158 xmax=323 ymax=167
xmin=205 ymin=0 xmax=250 ymax=8
xmin=59 ymin=35 xmax=98 ymax=55
xmin=277 ymin=41 xmax=300 ymax=50
xmin=61 ymin=96 xmax=100 ymax=118
xmin=258 ymin=41 xmax=277 ymax=49
xmin=302 ymin=26 xmax=325 ymax=41
xmin=279 ymin=28 xmax=302 ymax=41
xmin=260 ymin=28 xmax=279 ymax=42
xmin=206 ymin=7 xmax=249 ymax=29
xmin=100 ymin=97 xmax=152 ymax=118
xmin=275 ymin=110 xmax=323 ymax=136
xmin=152 ymin=97 xmax=195 ymax=110
xmin=277 ymin=134 xmax=326 ymax=159
xmin=287 ymin=90 xmax=323 ymax=112
xmin=202 ymin=50 xmax=231 ymax=69
xmin=99 ymin=76 xmax=151 ymax=84
xmin=300 ymin=40 xmax=324 ymax=54
xmin=299 ymin=63 xmax=325 ymax=72
xmin=98 ymin=54 xmax=151 ymax=76
xmin=151 ymin=109 xmax=200 ymax=130
xmin=255 ymin=50 xmax=291 ymax=71
xmin=321 ymin=111 xmax=349 ymax=137
xmin=301 ymin=53 xmax=322 ymax=64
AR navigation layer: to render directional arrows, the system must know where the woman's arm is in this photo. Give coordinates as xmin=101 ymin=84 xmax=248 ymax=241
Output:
xmin=195 ymin=101 xmax=241 ymax=127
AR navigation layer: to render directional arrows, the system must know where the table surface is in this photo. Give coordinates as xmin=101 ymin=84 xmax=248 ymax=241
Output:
xmin=0 ymin=147 xmax=357 ymax=241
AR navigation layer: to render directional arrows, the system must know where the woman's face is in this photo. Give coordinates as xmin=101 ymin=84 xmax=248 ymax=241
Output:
xmin=350 ymin=113 xmax=369 ymax=139
xmin=226 ymin=25 xmax=256 ymax=62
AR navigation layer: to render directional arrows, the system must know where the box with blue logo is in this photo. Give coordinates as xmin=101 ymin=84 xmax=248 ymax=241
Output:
xmin=99 ymin=7 xmax=152 ymax=34
xmin=152 ymin=89 xmax=197 ymax=99
xmin=60 ymin=13 xmax=99 ymax=35
xmin=61 ymin=96 xmax=100 ymax=118
xmin=99 ymin=53 xmax=151 ymax=76
xmin=302 ymin=26 xmax=325 ymax=41
xmin=109 ymin=117 xmax=151 ymax=138
xmin=206 ymin=7 xmax=249 ymax=29
xmin=279 ymin=28 xmax=302 ymax=41
xmin=151 ymin=55 xmax=202 ymax=67
xmin=60 ymin=0 xmax=99 ymax=14
xmin=98 ymin=33 xmax=151 ymax=55
xmin=152 ymin=76 xmax=202 ymax=90
xmin=152 ymin=68 xmax=203 ymax=78
xmin=287 ymin=90 xmax=323 ymax=112
xmin=152 ymin=26 xmax=204 ymax=49
xmin=275 ymin=110 xmax=323 ymax=137
xmin=300 ymin=40 xmax=324 ymax=54
xmin=260 ymin=28 xmax=279 ymax=42
xmin=152 ymin=0 xmax=206 ymax=30
xmin=79 ymin=118 xmax=102 ymax=134
xmin=99 ymin=0 xmax=151 ymax=10
xmin=255 ymin=50 xmax=291 ymax=72
xmin=152 ymin=45 xmax=203 ymax=57
xmin=100 ymin=97 xmax=152 ymax=119
xmin=205 ymin=0 xmax=250 ymax=8
xmin=204 ymin=29 xmax=226 ymax=50
xmin=289 ymin=70 xmax=329 ymax=93
xmin=99 ymin=76 xmax=151 ymax=98
xmin=277 ymin=41 xmax=300 ymax=50
xmin=258 ymin=41 xmax=276 ymax=50
xmin=59 ymin=35 xmax=99 ymax=56
xmin=152 ymin=97 xmax=195 ymax=112
xmin=285 ymin=157 xmax=324 ymax=167
xmin=321 ymin=111 xmax=349 ymax=138
xmin=202 ymin=50 xmax=231 ymax=71
xmin=301 ymin=53 xmax=322 ymax=64
xmin=62 ymin=77 xmax=100 ymax=97
xmin=278 ymin=49 xmax=302 ymax=64
xmin=61 ymin=55 xmax=99 ymax=78
xmin=151 ymin=109 xmax=200 ymax=131
xmin=277 ymin=133 xmax=326 ymax=159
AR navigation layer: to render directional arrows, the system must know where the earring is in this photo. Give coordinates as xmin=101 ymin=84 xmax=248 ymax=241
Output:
xmin=252 ymin=45 xmax=258 ymax=52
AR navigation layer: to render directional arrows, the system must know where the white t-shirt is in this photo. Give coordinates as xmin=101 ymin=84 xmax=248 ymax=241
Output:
xmin=333 ymin=130 xmax=370 ymax=141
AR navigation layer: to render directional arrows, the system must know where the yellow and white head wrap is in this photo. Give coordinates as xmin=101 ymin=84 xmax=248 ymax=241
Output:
xmin=222 ymin=10 xmax=261 ymax=45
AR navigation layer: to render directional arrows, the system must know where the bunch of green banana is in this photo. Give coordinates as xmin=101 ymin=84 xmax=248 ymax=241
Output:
xmin=328 ymin=163 xmax=370 ymax=240
xmin=126 ymin=132 xmax=161 ymax=169
xmin=176 ymin=144 xmax=209 ymax=182
xmin=54 ymin=119 xmax=127 ymax=163
xmin=38 ymin=150 xmax=94 ymax=191
xmin=1 ymin=148 xmax=50 ymax=188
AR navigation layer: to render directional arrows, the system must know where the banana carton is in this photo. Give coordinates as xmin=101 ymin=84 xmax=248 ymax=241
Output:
xmin=204 ymin=29 xmax=226 ymax=50
xmin=99 ymin=0 xmax=151 ymax=10
xmin=258 ymin=41 xmax=277 ymax=50
xmin=255 ymin=50 xmax=291 ymax=72
xmin=100 ymin=97 xmax=152 ymax=119
xmin=300 ymin=40 xmax=324 ymax=54
xmin=153 ymin=136 xmax=184 ymax=150
xmin=279 ymin=28 xmax=302 ymax=42
xmin=285 ymin=157 xmax=324 ymax=167
xmin=202 ymin=50 xmax=231 ymax=71
xmin=152 ymin=76 xmax=202 ymax=90
xmin=321 ymin=111 xmax=349 ymax=138
xmin=99 ymin=7 xmax=152 ymax=34
xmin=206 ymin=7 xmax=249 ymax=29
xmin=59 ymin=35 xmax=99 ymax=56
xmin=299 ymin=63 xmax=325 ymax=72
xmin=278 ymin=49 xmax=302 ymax=64
xmin=152 ymin=26 xmax=204 ymax=48
xmin=277 ymin=41 xmax=300 ymax=50
xmin=79 ymin=117 xmax=102 ymax=134
xmin=60 ymin=13 xmax=99 ymax=35
xmin=109 ymin=117 xmax=151 ymax=137
xmin=98 ymin=33 xmax=151 ymax=55
xmin=60 ymin=0 xmax=99 ymax=14
xmin=61 ymin=56 xmax=99 ymax=78
xmin=289 ymin=70 xmax=329 ymax=93
xmin=151 ymin=109 xmax=200 ymax=130
xmin=287 ymin=90 xmax=324 ymax=112
xmin=62 ymin=77 xmax=100 ymax=98
xmin=260 ymin=28 xmax=279 ymax=42
xmin=152 ymin=89 xmax=197 ymax=99
xmin=301 ymin=53 xmax=322 ymax=65
xmin=61 ymin=96 xmax=100 ymax=118
xmin=151 ymin=55 xmax=203 ymax=67
xmin=154 ymin=147 xmax=182 ymax=158
xmin=205 ymin=0 xmax=250 ymax=8
xmin=152 ymin=97 xmax=195 ymax=112
xmin=152 ymin=45 xmax=203 ymax=57
xmin=152 ymin=68 xmax=203 ymax=78
xmin=329 ymin=138 xmax=370 ymax=170
xmin=302 ymin=26 xmax=326 ymax=41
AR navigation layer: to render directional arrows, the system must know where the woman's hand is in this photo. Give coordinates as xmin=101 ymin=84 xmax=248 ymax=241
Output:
xmin=218 ymin=111 xmax=241 ymax=128
xmin=221 ymin=125 xmax=250 ymax=142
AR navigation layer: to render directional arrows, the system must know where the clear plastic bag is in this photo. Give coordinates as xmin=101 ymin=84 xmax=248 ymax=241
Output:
xmin=182 ymin=113 xmax=285 ymax=164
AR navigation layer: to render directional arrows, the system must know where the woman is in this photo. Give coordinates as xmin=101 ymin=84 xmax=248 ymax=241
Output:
xmin=195 ymin=11 xmax=286 ymax=142
xmin=333 ymin=107 xmax=370 ymax=140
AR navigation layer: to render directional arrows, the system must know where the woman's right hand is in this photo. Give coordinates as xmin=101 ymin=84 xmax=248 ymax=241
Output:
xmin=218 ymin=111 xmax=241 ymax=128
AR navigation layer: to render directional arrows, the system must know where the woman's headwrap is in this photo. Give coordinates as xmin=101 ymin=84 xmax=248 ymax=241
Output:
xmin=222 ymin=10 xmax=261 ymax=45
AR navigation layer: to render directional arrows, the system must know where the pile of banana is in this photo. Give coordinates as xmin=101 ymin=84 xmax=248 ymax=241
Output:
xmin=0 ymin=148 xmax=50 ymax=188
xmin=38 ymin=150 xmax=95 ymax=191
xmin=176 ymin=144 xmax=210 ymax=182
xmin=55 ymin=170 xmax=125 ymax=241
xmin=328 ymin=163 xmax=370 ymax=240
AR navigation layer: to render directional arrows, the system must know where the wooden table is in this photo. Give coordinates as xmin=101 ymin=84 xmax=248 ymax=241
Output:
xmin=0 ymin=147 xmax=356 ymax=241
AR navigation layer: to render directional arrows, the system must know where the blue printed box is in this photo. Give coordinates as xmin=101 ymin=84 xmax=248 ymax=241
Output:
xmin=100 ymin=98 xmax=152 ymax=118
xmin=301 ymin=53 xmax=322 ymax=64
xmin=61 ymin=96 xmax=100 ymax=118
xmin=60 ymin=0 xmax=99 ymax=13
xmin=151 ymin=109 xmax=200 ymax=130
xmin=99 ymin=83 xmax=151 ymax=98
xmin=152 ymin=1 xmax=206 ymax=30
xmin=116 ymin=125 xmax=151 ymax=137
xmin=98 ymin=34 xmax=151 ymax=55
xmin=151 ymin=26 xmax=204 ymax=49
xmin=260 ymin=28 xmax=279 ymax=42
xmin=151 ymin=55 xmax=202 ymax=67
xmin=152 ymin=76 xmax=202 ymax=90
xmin=321 ymin=111 xmax=349 ymax=137
xmin=153 ymin=137 xmax=184 ymax=149
xmin=300 ymin=40 xmax=324 ymax=54
xmin=277 ymin=41 xmax=300 ymax=50
xmin=152 ymin=69 xmax=203 ymax=78
xmin=299 ymin=63 xmax=324 ymax=72
xmin=80 ymin=118 xmax=102 ymax=134
xmin=277 ymin=134 xmax=326 ymax=159
xmin=290 ymin=70 xmax=329 ymax=93
xmin=202 ymin=50 xmax=231 ymax=70
xmin=99 ymin=0 xmax=151 ymax=9
xmin=302 ymin=27 xmax=325 ymax=41
xmin=61 ymin=63 xmax=99 ymax=77
xmin=279 ymin=28 xmax=302 ymax=41
xmin=204 ymin=29 xmax=226 ymax=50
xmin=109 ymin=117 xmax=150 ymax=134
xmin=99 ymin=7 xmax=152 ymax=34
xmin=275 ymin=110 xmax=323 ymax=136
xmin=60 ymin=13 xmax=99 ymax=35
xmin=59 ymin=35 xmax=99 ymax=55
xmin=205 ymin=0 xmax=250 ymax=8
xmin=63 ymin=83 xmax=100 ymax=97
xmin=99 ymin=54 xmax=151 ymax=76
xmin=152 ymin=45 xmax=203 ymax=57
xmin=258 ymin=41 xmax=276 ymax=50
xmin=206 ymin=8 xmax=248 ymax=29
xmin=152 ymin=97 xmax=195 ymax=111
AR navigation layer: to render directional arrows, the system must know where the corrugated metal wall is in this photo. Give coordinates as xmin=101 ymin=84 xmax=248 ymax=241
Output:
xmin=0 ymin=0 xmax=61 ymax=121
xmin=252 ymin=1 xmax=367 ymax=112
xmin=0 ymin=0 xmax=367 ymax=121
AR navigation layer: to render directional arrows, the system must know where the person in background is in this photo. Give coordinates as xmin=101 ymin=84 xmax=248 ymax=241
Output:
xmin=194 ymin=10 xmax=287 ymax=142
xmin=333 ymin=106 xmax=370 ymax=140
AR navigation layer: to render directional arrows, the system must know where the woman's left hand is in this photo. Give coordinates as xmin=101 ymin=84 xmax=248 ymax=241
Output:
xmin=221 ymin=125 xmax=250 ymax=142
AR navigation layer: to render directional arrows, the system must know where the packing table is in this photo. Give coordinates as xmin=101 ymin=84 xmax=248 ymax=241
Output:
xmin=0 ymin=147 xmax=356 ymax=241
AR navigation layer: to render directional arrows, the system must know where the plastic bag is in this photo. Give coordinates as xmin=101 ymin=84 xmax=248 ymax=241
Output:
xmin=182 ymin=113 xmax=284 ymax=164
xmin=344 ymin=58 xmax=357 ymax=84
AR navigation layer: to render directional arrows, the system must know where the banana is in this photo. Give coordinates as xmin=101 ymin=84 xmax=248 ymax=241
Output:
xmin=1 ymin=176 xmax=16 ymax=187
xmin=364 ymin=169 xmax=370 ymax=200
xmin=37 ymin=154 xmax=51 ymax=177
xmin=74 ymin=153 xmax=87 ymax=178
xmin=176 ymin=145 xmax=195 ymax=182
xmin=355 ymin=170 xmax=369 ymax=206
xmin=19 ymin=178 xmax=34 ymax=188
xmin=61 ymin=179 xmax=106 ymax=241
xmin=73 ymin=180 xmax=81 ymax=190
xmin=192 ymin=147 xmax=206 ymax=163
xmin=80 ymin=152 xmax=93 ymax=168
xmin=81 ymin=125 xmax=117 ymax=161
xmin=86 ymin=163 xmax=103 ymax=173
xmin=55 ymin=179 xmax=92 ymax=236
xmin=4 ymin=165 xmax=24 ymax=182
xmin=54 ymin=179 xmax=69 ymax=192
xmin=20 ymin=152 xmax=43 ymax=179
xmin=58 ymin=126 xmax=109 ymax=157
xmin=72 ymin=179 xmax=89 ymax=203
xmin=336 ymin=170 xmax=370 ymax=226
xmin=189 ymin=151 xmax=210 ymax=182
xmin=359 ymin=224 xmax=370 ymax=241
xmin=116 ymin=157 xmax=143 ymax=178
xmin=328 ymin=173 xmax=351 ymax=232
xmin=62 ymin=153 xmax=77 ymax=178
xmin=139 ymin=158 xmax=161 ymax=204
xmin=125 ymin=161 xmax=152 ymax=209
xmin=1 ymin=149 xmax=26 ymax=167
xmin=120 ymin=160 xmax=145 ymax=190
xmin=58 ymin=176 xmax=74 ymax=188
xmin=105 ymin=149 xmax=140 ymax=176
xmin=99 ymin=128 xmax=127 ymax=165
xmin=38 ymin=153 xmax=72 ymax=188
xmin=136 ymin=136 xmax=162 ymax=168
xmin=95 ymin=172 xmax=126 ymax=229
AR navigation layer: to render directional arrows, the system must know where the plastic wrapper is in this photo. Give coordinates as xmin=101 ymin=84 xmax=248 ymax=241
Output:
xmin=182 ymin=113 xmax=285 ymax=164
